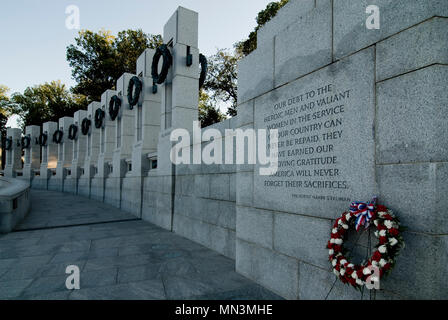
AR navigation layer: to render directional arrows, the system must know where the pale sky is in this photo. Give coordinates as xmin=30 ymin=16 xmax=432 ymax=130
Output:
xmin=1 ymin=0 xmax=273 ymax=127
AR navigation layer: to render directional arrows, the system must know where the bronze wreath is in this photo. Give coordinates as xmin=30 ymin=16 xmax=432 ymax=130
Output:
xmin=4 ymin=137 xmax=13 ymax=151
xmin=81 ymin=118 xmax=91 ymax=136
xmin=21 ymin=136 xmax=31 ymax=149
xmin=109 ymin=95 xmax=121 ymax=121
xmin=199 ymin=53 xmax=207 ymax=89
xmin=39 ymin=133 xmax=48 ymax=146
xmin=127 ymin=76 xmax=142 ymax=109
xmin=68 ymin=124 xmax=78 ymax=140
xmin=94 ymin=108 xmax=105 ymax=129
xmin=53 ymin=130 xmax=63 ymax=144
xmin=151 ymin=44 xmax=172 ymax=85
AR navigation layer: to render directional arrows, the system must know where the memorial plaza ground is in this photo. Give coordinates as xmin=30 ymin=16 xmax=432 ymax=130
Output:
xmin=0 ymin=190 xmax=281 ymax=300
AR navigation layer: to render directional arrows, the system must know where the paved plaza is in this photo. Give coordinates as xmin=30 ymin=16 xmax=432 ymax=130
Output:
xmin=0 ymin=190 xmax=281 ymax=300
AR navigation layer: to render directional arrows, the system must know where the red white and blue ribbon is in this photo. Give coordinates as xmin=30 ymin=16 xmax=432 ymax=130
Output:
xmin=350 ymin=197 xmax=377 ymax=232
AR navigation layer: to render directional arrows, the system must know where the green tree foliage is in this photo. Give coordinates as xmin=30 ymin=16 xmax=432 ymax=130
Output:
xmin=0 ymin=85 xmax=9 ymax=133
xmin=67 ymin=29 xmax=162 ymax=103
xmin=198 ymin=90 xmax=226 ymax=128
xmin=235 ymin=0 xmax=289 ymax=56
xmin=6 ymin=81 xmax=88 ymax=129
xmin=203 ymin=49 xmax=240 ymax=117
xmin=1 ymin=85 xmax=10 ymax=168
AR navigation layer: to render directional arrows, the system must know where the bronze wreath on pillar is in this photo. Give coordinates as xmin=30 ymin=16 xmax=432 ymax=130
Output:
xmin=151 ymin=44 xmax=173 ymax=93
xmin=39 ymin=133 xmax=48 ymax=146
xmin=94 ymin=108 xmax=105 ymax=129
xmin=127 ymin=76 xmax=142 ymax=109
xmin=53 ymin=130 xmax=63 ymax=144
xmin=109 ymin=95 xmax=121 ymax=121
xmin=81 ymin=118 xmax=91 ymax=135
xmin=199 ymin=53 xmax=207 ymax=89
xmin=68 ymin=124 xmax=78 ymax=140
xmin=4 ymin=137 xmax=13 ymax=151
xmin=21 ymin=136 xmax=31 ymax=149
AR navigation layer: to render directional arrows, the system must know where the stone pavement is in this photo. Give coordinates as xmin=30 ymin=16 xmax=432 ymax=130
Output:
xmin=0 ymin=190 xmax=282 ymax=300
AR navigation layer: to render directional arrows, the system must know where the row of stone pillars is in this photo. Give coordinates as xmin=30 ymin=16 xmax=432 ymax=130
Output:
xmin=2 ymin=7 xmax=200 ymax=218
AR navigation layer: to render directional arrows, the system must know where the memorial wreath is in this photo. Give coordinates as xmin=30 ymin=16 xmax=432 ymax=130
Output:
xmin=94 ymin=108 xmax=105 ymax=129
xmin=21 ymin=135 xmax=31 ymax=149
xmin=327 ymin=198 xmax=405 ymax=290
xmin=81 ymin=118 xmax=91 ymax=136
xmin=68 ymin=124 xmax=78 ymax=140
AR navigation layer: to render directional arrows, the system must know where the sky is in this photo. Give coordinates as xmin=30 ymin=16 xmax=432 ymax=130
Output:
xmin=1 ymin=0 xmax=273 ymax=127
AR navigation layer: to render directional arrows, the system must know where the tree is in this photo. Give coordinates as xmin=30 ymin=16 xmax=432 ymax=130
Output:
xmin=6 ymin=81 xmax=87 ymax=129
xmin=0 ymin=85 xmax=10 ymax=170
xmin=203 ymin=49 xmax=240 ymax=117
xmin=235 ymin=0 xmax=289 ymax=56
xmin=198 ymin=90 xmax=227 ymax=128
xmin=0 ymin=85 xmax=9 ymax=131
xmin=67 ymin=29 xmax=162 ymax=103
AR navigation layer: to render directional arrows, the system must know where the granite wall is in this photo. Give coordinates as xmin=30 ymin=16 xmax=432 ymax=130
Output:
xmin=235 ymin=0 xmax=448 ymax=300
xmin=22 ymin=1 xmax=448 ymax=300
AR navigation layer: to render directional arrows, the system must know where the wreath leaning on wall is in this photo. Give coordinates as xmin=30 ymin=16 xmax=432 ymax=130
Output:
xmin=327 ymin=198 xmax=405 ymax=290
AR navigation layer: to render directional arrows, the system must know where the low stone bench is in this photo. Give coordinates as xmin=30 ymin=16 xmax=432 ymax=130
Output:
xmin=0 ymin=176 xmax=31 ymax=233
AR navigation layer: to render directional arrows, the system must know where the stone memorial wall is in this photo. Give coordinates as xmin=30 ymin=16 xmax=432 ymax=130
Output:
xmin=236 ymin=0 xmax=448 ymax=300
xmin=3 ymin=1 xmax=447 ymax=300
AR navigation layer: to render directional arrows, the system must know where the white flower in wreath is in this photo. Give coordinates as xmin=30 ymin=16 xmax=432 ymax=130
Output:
xmin=342 ymin=224 xmax=349 ymax=230
xmin=348 ymin=264 xmax=354 ymax=269
xmin=389 ymin=238 xmax=398 ymax=246
xmin=340 ymin=268 xmax=346 ymax=276
xmin=387 ymin=210 xmax=395 ymax=218
xmin=332 ymin=260 xmax=337 ymax=267
xmin=340 ymin=259 xmax=348 ymax=266
xmin=363 ymin=268 xmax=372 ymax=275
xmin=374 ymin=231 xmax=379 ymax=237
xmin=338 ymin=219 xmax=344 ymax=226
xmin=356 ymin=279 xmax=364 ymax=286
xmin=333 ymin=269 xmax=340 ymax=276
xmin=379 ymin=245 xmax=388 ymax=254
xmin=379 ymin=230 xmax=387 ymax=237
xmin=372 ymin=260 xmax=379 ymax=267
xmin=378 ymin=212 xmax=387 ymax=217
xmin=374 ymin=220 xmax=379 ymax=227
xmin=334 ymin=239 xmax=343 ymax=245
xmin=330 ymin=239 xmax=335 ymax=244
xmin=379 ymin=259 xmax=387 ymax=267
xmin=329 ymin=249 xmax=334 ymax=255
xmin=345 ymin=213 xmax=351 ymax=221
xmin=332 ymin=228 xmax=338 ymax=234
xmin=352 ymin=272 xmax=358 ymax=279
xmin=384 ymin=220 xmax=393 ymax=229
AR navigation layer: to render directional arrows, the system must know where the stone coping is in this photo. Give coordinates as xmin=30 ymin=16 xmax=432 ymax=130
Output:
xmin=0 ymin=176 xmax=30 ymax=200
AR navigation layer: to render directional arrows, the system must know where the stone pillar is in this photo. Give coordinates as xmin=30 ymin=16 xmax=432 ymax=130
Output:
xmin=134 ymin=49 xmax=162 ymax=170
xmin=142 ymin=7 xmax=200 ymax=230
xmin=4 ymin=128 xmax=22 ymax=177
xmin=33 ymin=121 xmax=58 ymax=190
xmin=65 ymin=110 xmax=87 ymax=194
xmin=104 ymin=74 xmax=137 ymax=208
xmin=161 ymin=6 xmax=199 ymax=133
xmin=49 ymin=117 xmax=74 ymax=192
xmin=78 ymin=102 xmax=101 ymax=198
xmin=22 ymin=125 xmax=41 ymax=183
xmin=122 ymin=49 xmax=162 ymax=217
xmin=91 ymin=90 xmax=117 ymax=202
